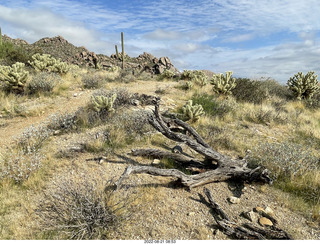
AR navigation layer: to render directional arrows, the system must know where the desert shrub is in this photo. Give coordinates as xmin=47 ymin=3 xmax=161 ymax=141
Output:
xmin=81 ymin=73 xmax=105 ymax=89
xmin=305 ymin=91 xmax=320 ymax=109
xmin=211 ymin=71 xmax=236 ymax=95
xmin=0 ymin=146 xmax=43 ymax=183
xmin=115 ymin=69 xmax=135 ymax=83
xmin=36 ymin=169 xmax=131 ymax=239
xmin=0 ymin=124 xmax=49 ymax=183
xmin=248 ymin=141 xmax=319 ymax=180
xmin=0 ymin=41 xmax=32 ymax=66
xmin=287 ymin=71 xmax=320 ymax=100
xmin=191 ymin=93 xmax=236 ymax=117
xmin=0 ymin=92 xmax=28 ymax=117
xmin=46 ymin=112 xmax=77 ymax=133
xmin=233 ymin=78 xmax=292 ymax=104
xmin=27 ymin=72 xmax=61 ymax=95
xmin=245 ymin=105 xmax=288 ymax=125
xmin=0 ymin=62 xmax=29 ymax=93
xmin=110 ymin=109 xmax=154 ymax=137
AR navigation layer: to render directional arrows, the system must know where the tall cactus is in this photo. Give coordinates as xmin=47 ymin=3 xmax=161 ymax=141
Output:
xmin=91 ymin=93 xmax=117 ymax=113
xmin=115 ymin=45 xmax=120 ymax=60
xmin=0 ymin=62 xmax=29 ymax=93
xmin=287 ymin=71 xmax=320 ymax=100
xmin=0 ymin=27 xmax=2 ymax=46
xmin=121 ymin=32 xmax=125 ymax=69
xmin=211 ymin=71 xmax=236 ymax=95
xmin=182 ymin=100 xmax=205 ymax=122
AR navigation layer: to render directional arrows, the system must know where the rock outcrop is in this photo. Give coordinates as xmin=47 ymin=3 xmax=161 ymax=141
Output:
xmin=3 ymin=34 xmax=180 ymax=75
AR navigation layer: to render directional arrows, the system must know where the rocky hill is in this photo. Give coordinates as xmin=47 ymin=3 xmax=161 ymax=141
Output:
xmin=2 ymin=34 xmax=179 ymax=75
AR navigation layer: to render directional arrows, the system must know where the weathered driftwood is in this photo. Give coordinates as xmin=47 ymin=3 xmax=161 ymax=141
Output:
xmin=116 ymin=98 xmax=272 ymax=189
xmin=203 ymin=188 xmax=292 ymax=240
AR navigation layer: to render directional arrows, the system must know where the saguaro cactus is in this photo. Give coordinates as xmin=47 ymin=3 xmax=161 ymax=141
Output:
xmin=287 ymin=71 xmax=320 ymax=100
xmin=115 ymin=45 xmax=120 ymax=59
xmin=121 ymin=32 xmax=125 ymax=69
xmin=0 ymin=62 xmax=29 ymax=93
xmin=211 ymin=71 xmax=236 ymax=95
xmin=91 ymin=93 xmax=117 ymax=113
xmin=182 ymin=100 xmax=205 ymax=122
xmin=0 ymin=27 xmax=2 ymax=45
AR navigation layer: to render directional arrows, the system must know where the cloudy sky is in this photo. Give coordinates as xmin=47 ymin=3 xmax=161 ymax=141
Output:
xmin=1 ymin=0 xmax=320 ymax=83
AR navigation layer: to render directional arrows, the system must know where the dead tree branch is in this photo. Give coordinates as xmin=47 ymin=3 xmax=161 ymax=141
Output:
xmin=116 ymin=98 xmax=272 ymax=189
xmin=203 ymin=188 xmax=292 ymax=240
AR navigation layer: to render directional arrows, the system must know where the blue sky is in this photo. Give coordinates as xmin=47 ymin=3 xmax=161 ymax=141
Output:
xmin=1 ymin=0 xmax=320 ymax=82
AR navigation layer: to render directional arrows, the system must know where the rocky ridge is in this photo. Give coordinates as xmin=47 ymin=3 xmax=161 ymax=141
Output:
xmin=3 ymin=34 xmax=179 ymax=75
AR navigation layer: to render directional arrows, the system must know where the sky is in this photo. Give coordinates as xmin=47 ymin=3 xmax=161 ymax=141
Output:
xmin=1 ymin=0 xmax=320 ymax=83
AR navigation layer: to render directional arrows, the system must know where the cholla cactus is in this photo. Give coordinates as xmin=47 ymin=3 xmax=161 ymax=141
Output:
xmin=161 ymin=69 xmax=175 ymax=80
xmin=211 ymin=71 xmax=236 ymax=95
xmin=0 ymin=62 xmax=29 ymax=93
xmin=185 ymin=80 xmax=194 ymax=90
xmin=287 ymin=71 xmax=320 ymax=100
xmin=52 ymin=60 xmax=70 ymax=74
xmin=29 ymin=53 xmax=70 ymax=74
xmin=91 ymin=93 xmax=117 ymax=113
xmin=181 ymin=70 xmax=195 ymax=80
xmin=194 ymin=72 xmax=208 ymax=87
xmin=182 ymin=100 xmax=205 ymax=122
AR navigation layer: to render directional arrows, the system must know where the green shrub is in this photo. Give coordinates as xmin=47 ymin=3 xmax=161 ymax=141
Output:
xmin=0 ymin=62 xmax=29 ymax=93
xmin=211 ymin=71 xmax=236 ymax=95
xmin=0 ymin=41 xmax=32 ymax=66
xmin=27 ymin=72 xmax=61 ymax=95
xmin=191 ymin=93 xmax=235 ymax=117
xmin=233 ymin=78 xmax=292 ymax=104
xmin=287 ymin=71 xmax=320 ymax=100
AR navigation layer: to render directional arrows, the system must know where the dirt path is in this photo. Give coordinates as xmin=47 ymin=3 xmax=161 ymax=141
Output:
xmin=0 ymin=80 xmax=177 ymax=148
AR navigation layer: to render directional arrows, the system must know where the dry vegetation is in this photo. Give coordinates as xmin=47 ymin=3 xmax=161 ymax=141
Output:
xmin=0 ymin=44 xmax=320 ymax=240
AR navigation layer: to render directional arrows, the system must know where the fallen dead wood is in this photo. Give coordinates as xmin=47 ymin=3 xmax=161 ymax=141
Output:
xmin=116 ymin=98 xmax=272 ymax=189
xmin=115 ymin=164 xmax=270 ymax=190
xmin=203 ymin=188 xmax=292 ymax=240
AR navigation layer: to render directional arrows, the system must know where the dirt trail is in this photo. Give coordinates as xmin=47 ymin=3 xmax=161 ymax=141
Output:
xmin=0 ymin=80 xmax=176 ymax=148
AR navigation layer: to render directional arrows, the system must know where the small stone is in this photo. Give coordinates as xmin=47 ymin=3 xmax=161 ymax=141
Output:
xmin=53 ymin=130 xmax=61 ymax=135
xmin=152 ymin=159 xmax=161 ymax=165
xmin=228 ymin=196 xmax=241 ymax=204
xmin=73 ymin=93 xmax=78 ymax=97
xmin=241 ymin=210 xmax=258 ymax=222
xmin=255 ymin=206 xmax=265 ymax=213
xmin=264 ymin=207 xmax=274 ymax=216
xmin=188 ymin=212 xmax=195 ymax=217
xmin=259 ymin=217 xmax=273 ymax=226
